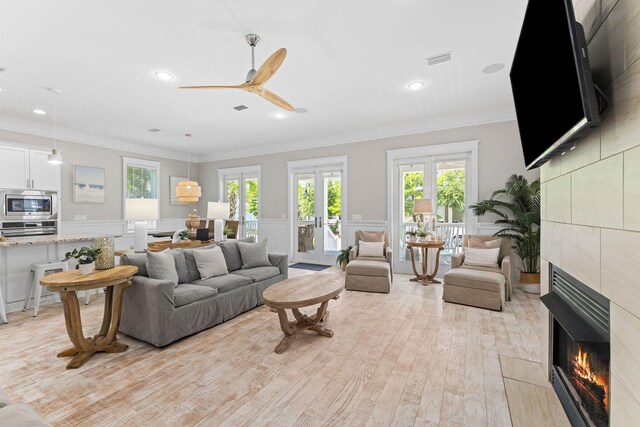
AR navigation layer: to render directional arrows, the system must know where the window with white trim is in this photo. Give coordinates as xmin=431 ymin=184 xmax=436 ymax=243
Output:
xmin=123 ymin=157 xmax=160 ymax=231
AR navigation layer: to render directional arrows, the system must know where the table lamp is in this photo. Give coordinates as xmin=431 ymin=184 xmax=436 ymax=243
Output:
xmin=413 ymin=198 xmax=434 ymax=231
xmin=125 ymin=198 xmax=159 ymax=251
xmin=207 ymin=201 xmax=230 ymax=241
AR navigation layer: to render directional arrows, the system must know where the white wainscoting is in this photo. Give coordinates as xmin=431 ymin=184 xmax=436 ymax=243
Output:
xmin=258 ymin=219 xmax=290 ymax=254
xmin=476 ymin=222 xmax=503 ymax=236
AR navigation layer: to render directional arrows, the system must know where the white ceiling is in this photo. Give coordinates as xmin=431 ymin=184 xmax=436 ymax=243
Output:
xmin=0 ymin=0 xmax=527 ymax=161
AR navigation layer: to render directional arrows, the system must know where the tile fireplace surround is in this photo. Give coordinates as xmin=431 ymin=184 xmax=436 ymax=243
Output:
xmin=541 ymin=0 xmax=640 ymax=424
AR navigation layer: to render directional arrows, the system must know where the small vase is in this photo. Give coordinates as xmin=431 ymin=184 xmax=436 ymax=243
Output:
xmin=79 ymin=262 xmax=95 ymax=275
xmin=95 ymin=237 xmax=114 ymax=270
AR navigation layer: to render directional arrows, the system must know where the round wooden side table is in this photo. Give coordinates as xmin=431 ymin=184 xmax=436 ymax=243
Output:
xmin=406 ymin=240 xmax=445 ymax=285
xmin=263 ymin=275 xmax=343 ymax=354
xmin=40 ymin=265 xmax=138 ymax=369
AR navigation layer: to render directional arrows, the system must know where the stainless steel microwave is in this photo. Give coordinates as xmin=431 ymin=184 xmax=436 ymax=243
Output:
xmin=1 ymin=190 xmax=58 ymax=221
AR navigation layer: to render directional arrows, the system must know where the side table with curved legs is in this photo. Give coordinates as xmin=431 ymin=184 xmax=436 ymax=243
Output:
xmin=40 ymin=265 xmax=138 ymax=369
xmin=406 ymin=240 xmax=445 ymax=285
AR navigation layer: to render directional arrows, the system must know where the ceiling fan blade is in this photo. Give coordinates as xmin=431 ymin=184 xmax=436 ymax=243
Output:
xmin=258 ymin=88 xmax=295 ymax=111
xmin=179 ymin=83 xmax=248 ymax=89
xmin=250 ymin=48 xmax=287 ymax=86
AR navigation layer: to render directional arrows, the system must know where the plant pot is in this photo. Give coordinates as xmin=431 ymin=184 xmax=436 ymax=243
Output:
xmin=519 ymin=272 xmax=540 ymax=294
xmin=78 ymin=262 xmax=95 ymax=275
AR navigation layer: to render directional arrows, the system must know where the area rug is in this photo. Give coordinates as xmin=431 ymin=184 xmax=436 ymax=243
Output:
xmin=289 ymin=263 xmax=332 ymax=271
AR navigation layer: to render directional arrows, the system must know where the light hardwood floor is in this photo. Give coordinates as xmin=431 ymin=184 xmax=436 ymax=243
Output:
xmin=1 ymin=268 xmax=550 ymax=426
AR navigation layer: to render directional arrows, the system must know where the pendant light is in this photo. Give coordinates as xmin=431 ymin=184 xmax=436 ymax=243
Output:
xmin=176 ymin=133 xmax=201 ymax=202
xmin=47 ymin=91 xmax=62 ymax=164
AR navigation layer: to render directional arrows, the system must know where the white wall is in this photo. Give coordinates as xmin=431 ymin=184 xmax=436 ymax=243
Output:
xmin=0 ymin=128 xmax=197 ymax=222
xmin=198 ymin=120 xmax=538 ymax=222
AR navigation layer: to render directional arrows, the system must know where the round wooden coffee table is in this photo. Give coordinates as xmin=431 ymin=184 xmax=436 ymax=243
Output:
xmin=263 ymin=275 xmax=344 ymax=354
xmin=407 ymin=240 xmax=445 ymax=285
xmin=40 ymin=265 xmax=138 ymax=369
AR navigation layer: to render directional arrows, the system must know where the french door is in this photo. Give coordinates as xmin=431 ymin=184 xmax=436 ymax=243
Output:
xmin=220 ymin=167 xmax=260 ymax=239
xmin=289 ymin=157 xmax=346 ymax=265
xmin=391 ymin=151 xmax=474 ymax=275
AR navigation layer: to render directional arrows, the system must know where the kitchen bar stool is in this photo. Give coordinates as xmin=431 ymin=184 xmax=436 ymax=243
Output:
xmin=23 ymin=261 xmax=90 ymax=317
xmin=0 ymin=282 xmax=7 ymax=323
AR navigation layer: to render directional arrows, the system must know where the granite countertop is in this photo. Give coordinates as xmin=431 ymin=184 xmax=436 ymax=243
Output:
xmin=0 ymin=234 xmax=122 ymax=247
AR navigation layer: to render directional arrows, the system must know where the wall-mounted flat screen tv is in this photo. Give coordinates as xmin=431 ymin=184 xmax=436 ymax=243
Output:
xmin=510 ymin=0 xmax=600 ymax=170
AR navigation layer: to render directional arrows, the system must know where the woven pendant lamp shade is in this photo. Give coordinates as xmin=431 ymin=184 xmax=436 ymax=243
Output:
xmin=176 ymin=180 xmax=201 ymax=203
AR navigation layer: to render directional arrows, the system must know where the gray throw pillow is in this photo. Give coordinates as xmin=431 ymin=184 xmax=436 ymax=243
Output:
xmin=219 ymin=236 xmax=255 ymax=271
xmin=146 ymin=249 xmax=179 ymax=287
xmin=172 ymin=250 xmax=190 ymax=284
xmin=192 ymin=246 xmax=228 ymax=279
xmin=120 ymin=253 xmax=148 ymax=277
xmin=237 ymin=239 xmax=271 ymax=269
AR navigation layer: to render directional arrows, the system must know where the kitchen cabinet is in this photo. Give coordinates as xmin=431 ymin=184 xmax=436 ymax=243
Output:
xmin=0 ymin=145 xmax=60 ymax=191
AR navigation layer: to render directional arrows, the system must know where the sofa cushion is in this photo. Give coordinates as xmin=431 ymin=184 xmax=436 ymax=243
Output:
xmin=193 ymin=246 xmax=228 ymax=279
xmin=172 ymin=250 xmax=190 ymax=284
xmin=146 ymin=250 xmax=179 ymax=287
xmin=238 ymin=239 xmax=271 ymax=269
xmin=444 ymin=268 xmax=505 ymax=292
xmin=183 ymin=244 xmax=219 ymax=283
xmin=232 ymin=266 xmax=280 ymax=283
xmin=346 ymin=260 xmax=390 ymax=277
xmin=173 ymin=284 xmax=218 ymax=308
xmin=192 ymin=274 xmax=252 ymax=293
xmin=121 ymin=253 xmax=148 ymax=277
xmin=218 ymin=237 xmax=255 ymax=272
xmin=0 ymin=404 xmax=51 ymax=426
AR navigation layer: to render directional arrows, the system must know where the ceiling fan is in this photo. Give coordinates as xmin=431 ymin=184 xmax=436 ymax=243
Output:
xmin=179 ymin=34 xmax=295 ymax=111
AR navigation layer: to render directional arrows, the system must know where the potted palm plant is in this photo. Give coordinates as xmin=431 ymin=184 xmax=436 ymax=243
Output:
xmin=470 ymin=174 xmax=541 ymax=293
xmin=336 ymin=246 xmax=353 ymax=271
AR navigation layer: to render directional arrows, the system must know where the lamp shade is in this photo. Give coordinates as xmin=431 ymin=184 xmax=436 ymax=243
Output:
xmin=176 ymin=180 xmax=201 ymax=203
xmin=125 ymin=198 xmax=159 ymax=221
xmin=413 ymin=198 xmax=434 ymax=214
xmin=207 ymin=201 xmax=230 ymax=219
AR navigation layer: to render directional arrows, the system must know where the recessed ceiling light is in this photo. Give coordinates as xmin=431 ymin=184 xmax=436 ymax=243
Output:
xmin=408 ymin=81 xmax=425 ymax=90
xmin=294 ymin=107 xmax=308 ymax=114
xmin=482 ymin=63 xmax=505 ymax=74
xmin=0 ymin=88 xmax=3 ymax=92
xmin=272 ymin=112 xmax=287 ymax=119
xmin=32 ymin=109 xmax=46 ymax=115
xmin=155 ymin=71 xmax=174 ymax=81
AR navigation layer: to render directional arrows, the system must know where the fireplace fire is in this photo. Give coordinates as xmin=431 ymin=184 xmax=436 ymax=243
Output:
xmin=572 ymin=347 xmax=608 ymax=413
xmin=542 ymin=266 xmax=610 ymax=427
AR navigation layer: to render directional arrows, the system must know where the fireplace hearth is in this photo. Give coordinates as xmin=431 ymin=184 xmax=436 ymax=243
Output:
xmin=541 ymin=266 xmax=610 ymax=427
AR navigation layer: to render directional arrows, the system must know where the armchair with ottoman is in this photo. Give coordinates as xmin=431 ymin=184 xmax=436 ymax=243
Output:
xmin=345 ymin=230 xmax=393 ymax=293
xmin=442 ymin=235 xmax=511 ymax=311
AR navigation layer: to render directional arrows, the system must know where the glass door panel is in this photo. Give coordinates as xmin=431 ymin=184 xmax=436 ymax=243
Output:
xmin=398 ymin=164 xmax=424 ymax=264
xmin=244 ymin=177 xmax=259 ymax=239
xmin=297 ymin=174 xmax=315 ymax=255
xmin=226 ymin=179 xmax=240 ymax=221
xmin=433 ymin=158 xmax=466 ymax=267
xmin=323 ymin=172 xmax=341 ymax=256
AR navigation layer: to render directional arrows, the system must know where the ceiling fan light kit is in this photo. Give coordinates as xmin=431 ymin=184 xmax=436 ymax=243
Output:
xmin=180 ymin=34 xmax=295 ymax=112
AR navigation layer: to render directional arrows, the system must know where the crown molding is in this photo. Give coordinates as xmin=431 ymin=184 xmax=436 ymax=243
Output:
xmin=198 ymin=107 xmax=517 ymax=163
xmin=0 ymin=115 xmax=190 ymax=162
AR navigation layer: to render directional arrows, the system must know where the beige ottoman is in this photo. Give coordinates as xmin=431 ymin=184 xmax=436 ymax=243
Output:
xmin=345 ymin=260 xmax=391 ymax=293
xmin=443 ymin=268 xmax=505 ymax=311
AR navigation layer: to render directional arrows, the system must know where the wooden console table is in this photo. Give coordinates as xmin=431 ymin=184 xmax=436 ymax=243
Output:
xmin=40 ymin=265 xmax=138 ymax=369
xmin=263 ymin=275 xmax=343 ymax=354
xmin=407 ymin=240 xmax=445 ymax=285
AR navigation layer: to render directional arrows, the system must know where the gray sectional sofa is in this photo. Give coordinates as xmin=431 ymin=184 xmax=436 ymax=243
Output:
xmin=0 ymin=386 xmax=50 ymax=426
xmin=120 ymin=238 xmax=288 ymax=347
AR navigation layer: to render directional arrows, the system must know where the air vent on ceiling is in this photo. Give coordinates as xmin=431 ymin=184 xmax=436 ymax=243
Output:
xmin=233 ymin=105 xmax=248 ymax=111
xmin=148 ymin=128 xmax=161 ymax=133
xmin=426 ymin=52 xmax=452 ymax=66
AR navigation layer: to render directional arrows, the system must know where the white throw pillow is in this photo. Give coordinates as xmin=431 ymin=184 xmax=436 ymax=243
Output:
xmin=193 ymin=246 xmax=228 ymax=279
xmin=358 ymin=241 xmax=385 ymax=257
xmin=463 ymin=247 xmax=500 ymax=269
